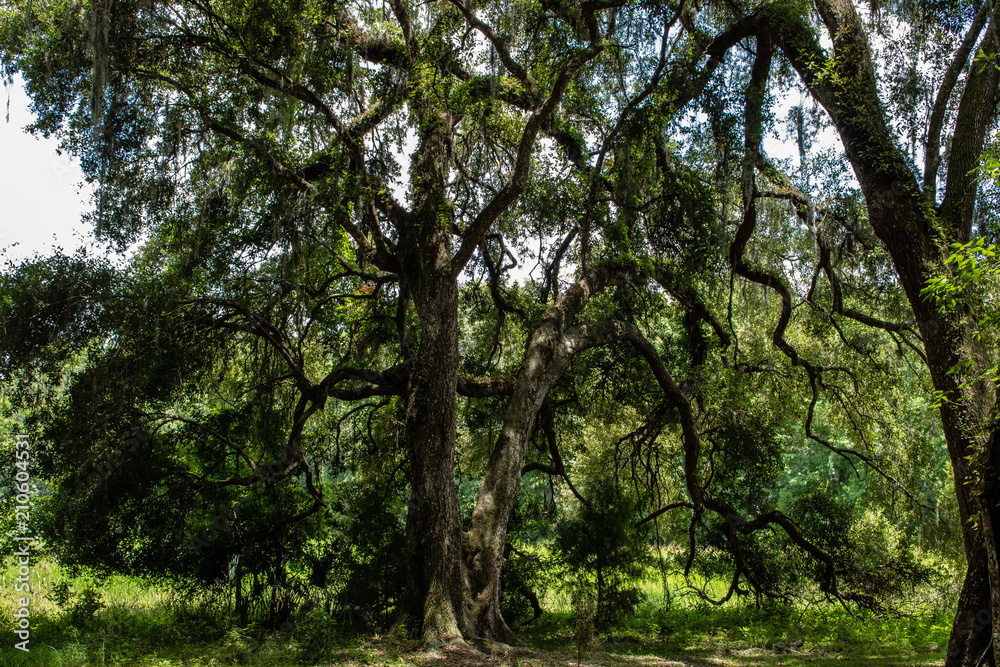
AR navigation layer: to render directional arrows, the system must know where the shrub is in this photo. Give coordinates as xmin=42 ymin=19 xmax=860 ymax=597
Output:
xmin=553 ymin=480 xmax=652 ymax=630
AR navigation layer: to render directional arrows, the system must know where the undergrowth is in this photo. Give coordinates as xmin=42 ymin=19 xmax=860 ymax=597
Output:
xmin=0 ymin=557 xmax=956 ymax=666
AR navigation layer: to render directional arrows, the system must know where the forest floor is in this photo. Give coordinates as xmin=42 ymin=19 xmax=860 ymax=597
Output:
xmin=1 ymin=633 xmax=947 ymax=667
xmin=0 ymin=558 xmax=953 ymax=666
xmin=291 ymin=636 xmax=948 ymax=667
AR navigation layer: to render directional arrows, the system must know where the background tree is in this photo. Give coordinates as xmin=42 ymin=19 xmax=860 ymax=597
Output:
xmin=553 ymin=479 xmax=651 ymax=630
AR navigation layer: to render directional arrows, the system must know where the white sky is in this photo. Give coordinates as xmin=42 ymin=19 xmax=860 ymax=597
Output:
xmin=0 ymin=77 xmax=94 ymax=266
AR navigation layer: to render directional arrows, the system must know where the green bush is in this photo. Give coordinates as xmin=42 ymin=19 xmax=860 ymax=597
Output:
xmin=52 ymin=582 xmax=105 ymax=631
xmin=553 ymin=480 xmax=652 ymax=630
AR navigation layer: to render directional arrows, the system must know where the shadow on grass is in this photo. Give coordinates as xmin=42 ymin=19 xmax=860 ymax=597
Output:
xmin=0 ymin=566 xmax=952 ymax=667
xmin=0 ymin=624 xmax=950 ymax=667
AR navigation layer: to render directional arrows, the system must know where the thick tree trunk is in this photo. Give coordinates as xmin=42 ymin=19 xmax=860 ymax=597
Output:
xmin=401 ymin=88 xmax=474 ymax=644
xmin=405 ymin=263 xmax=619 ymax=645
xmin=859 ymin=155 xmax=1000 ymax=667
xmin=949 ymin=529 xmax=995 ymax=666
xmin=859 ymin=188 xmax=999 ymax=667
xmin=982 ymin=428 xmax=1000 ymax=666
xmin=403 ymin=271 xmax=473 ymax=645
xmin=918 ymin=312 xmax=998 ymax=667
xmin=464 ymin=262 xmax=634 ymax=642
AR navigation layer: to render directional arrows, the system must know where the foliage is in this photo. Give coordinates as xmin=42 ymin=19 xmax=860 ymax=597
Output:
xmin=707 ymin=410 xmax=784 ymax=516
xmin=324 ymin=481 xmax=408 ymax=628
xmin=553 ymin=481 xmax=652 ymax=630
xmin=922 ymin=238 xmax=1000 ymax=406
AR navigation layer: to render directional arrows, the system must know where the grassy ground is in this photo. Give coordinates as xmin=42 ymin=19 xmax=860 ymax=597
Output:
xmin=0 ymin=558 xmax=954 ymax=666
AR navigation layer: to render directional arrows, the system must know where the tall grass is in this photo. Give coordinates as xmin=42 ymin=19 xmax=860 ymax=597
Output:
xmin=522 ymin=543 xmax=957 ymax=663
xmin=0 ymin=554 xmax=958 ymax=666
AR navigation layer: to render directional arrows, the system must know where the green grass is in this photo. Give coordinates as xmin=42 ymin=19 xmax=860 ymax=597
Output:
xmin=517 ymin=587 xmax=952 ymax=666
xmin=0 ymin=557 xmax=954 ymax=666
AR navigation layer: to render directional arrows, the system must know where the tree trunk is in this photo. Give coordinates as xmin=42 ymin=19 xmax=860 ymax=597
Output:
xmin=401 ymin=88 xmax=474 ymax=644
xmin=982 ymin=428 xmax=1000 ymax=667
xmin=860 ymin=184 xmax=998 ymax=667
xmin=403 ymin=270 xmax=473 ymax=645
xmin=918 ymin=311 xmax=998 ymax=667
xmin=948 ymin=540 xmax=995 ymax=666
xmin=464 ymin=263 xmax=634 ymax=642
xmin=862 ymin=150 xmax=1000 ymax=667
xmin=463 ymin=318 xmax=571 ymax=642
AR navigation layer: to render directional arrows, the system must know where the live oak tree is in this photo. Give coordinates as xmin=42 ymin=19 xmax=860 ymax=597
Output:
xmin=1 ymin=0 xmax=624 ymax=644
xmin=730 ymin=3 xmax=1000 ymax=664
xmin=1 ymin=0 xmax=998 ymax=660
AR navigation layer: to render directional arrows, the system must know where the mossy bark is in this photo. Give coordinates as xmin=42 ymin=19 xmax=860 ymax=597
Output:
xmin=400 ymin=80 xmax=475 ymax=645
xmin=403 ymin=271 xmax=472 ymax=646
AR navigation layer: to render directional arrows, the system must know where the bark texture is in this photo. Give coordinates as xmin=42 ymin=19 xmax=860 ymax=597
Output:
xmin=464 ymin=261 xmax=638 ymax=641
xmin=404 ymin=273 xmax=471 ymax=645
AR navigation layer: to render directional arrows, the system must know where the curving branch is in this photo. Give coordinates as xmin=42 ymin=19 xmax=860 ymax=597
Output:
xmin=581 ymin=318 xmax=858 ymax=608
xmin=651 ymin=261 xmax=730 ymax=351
xmin=521 ymin=402 xmax=589 ymax=507
xmin=323 ymin=10 xmax=409 ymax=70
xmin=754 ymin=156 xmax=925 ymax=357
xmin=922 ymin=0 xmax=993 ymax=205
xmin=463 ymin=259 xmax=641 ymax=637
xmin=637 ymin=500 xmax=695 ymax=526
xmin=182 ymin=297 xmax=312 ymax=394
xmin=450 ymin=38 xmax=607 ymax=275
xmin=540 ymin=227 xmax=578 ymax=303
xmin=446 ymin=0 xmax=540 ymax=101
xmin=733 ymin=32 xmax=934 ymax=517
